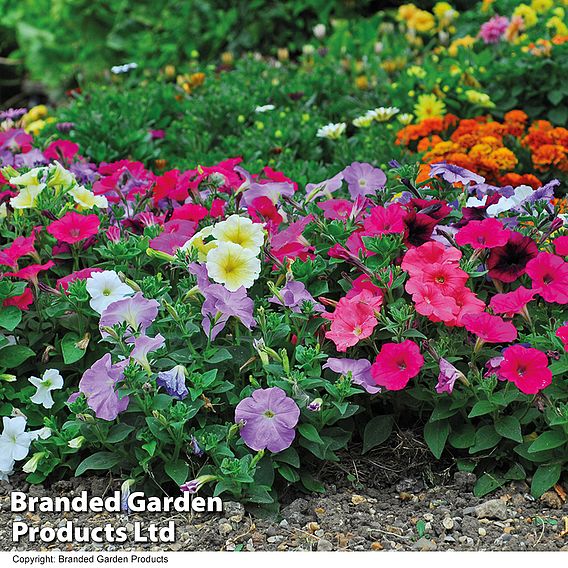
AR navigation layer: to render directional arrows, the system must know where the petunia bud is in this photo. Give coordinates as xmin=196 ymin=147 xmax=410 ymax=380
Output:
xmin=68 ymin=436 xmax=86 ymax=449
xmin=23 ymin=452 xmax=46 ymax=474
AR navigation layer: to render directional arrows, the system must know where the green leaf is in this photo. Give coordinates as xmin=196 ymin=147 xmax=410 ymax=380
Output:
xmin=205 ymin=348 xmax=232 ymax=363
xmin=274 ymin=447 xmax=300 ymax=468
xmin=106 ymin=423 xmax=135 ymax=443
xmin=424 ymin=420 xmax=450 ymax=459
xmin=277 ymin=463 xmax=300 ymax=483
xmin=0 ymin=306 xmax=22 ymax=331
xmin=61 ymin=332 xmax=87 ymax=364
xmin=495 ymin=416 xmax=522 ymax=443
xmin=298 ymin=423 xmax=324 ymax=444
xmin=448 ymin=423 xmax=476 ymax=449
xmin=528 ymin=430 xmax=567 ymax=453
xmin=469 ymin=425 xmax=501 ymax=454
xmin=474 ymin=473 xmax=505 ymax=497
xmin=468 ymin=401 xmax=495 ymax=418
xmin=0 ymin=345 xmax=35 ymax=369
xmin=165 ymin=460 xmax=189 ymax=486
xmin=76 ymin=452 xmax=121 ymax=476
xmin=300 ymin=471 xmax=325 ymax=493
xmin=362 ymin=415 xmax=393 ymax=454
xmin=531 ymin=463 xmax=562 ymax=498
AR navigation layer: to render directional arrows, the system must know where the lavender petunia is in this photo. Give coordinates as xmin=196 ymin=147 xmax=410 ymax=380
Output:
xmin=269 ymin=280 xmax=324 ymax=313
xmin=99 ymin=292 xmax=159 ymax=337
xmin=235 ymin=387 xmax=300 ymax=453
xmin=78 ymin=354 xmax=129 ymax=421
xmin=323 ymin=357 xmax=380 ymax=394
xmin=202 ymin=284 xmax=256 ymax=340
xmin=14 ymin=149 xmax=48 ymax=168
xmin=130 ymin=334 xmax=165 ymax=369
xmin=435 ymin=358 xmax=464 ymax=394
xmin=342 ymin=162 xmax=386 ymax=199
xmin=156 ymin=365 xmax=188 ymax=400
xmin=525 ymin=179 xmax=559 ymax=205
xmin=305 ymin=171 xmax=344 ymax=199
xmin=430 ymin=162 xmax=485 ymax=185
xmin=241 ymin=181 xmax=296 ymax=206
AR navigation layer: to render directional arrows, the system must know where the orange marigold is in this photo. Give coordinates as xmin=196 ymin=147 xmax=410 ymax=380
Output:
xmin=499 ymin=173 xmax=542 ymax=190
xmin=532 ymin=144 xmax=567 ymax=172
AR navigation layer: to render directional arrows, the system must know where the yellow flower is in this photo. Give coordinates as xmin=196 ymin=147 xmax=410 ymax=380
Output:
xmin=22 ymin=105 xmax=48 ymax=126
xmin=206 ymin=242 xmax=261 ymax=291
xmin=24 ymin=119 xmax=46 ymax=135
xmin=397 ymin=113 xmax=414 ymax=125
xmin=413 ymin=94 xmax=446 ymax=122
xmin=9 ymin=167 xmax=43 ymax=187
xmin=513 ymin=4 xmax=538 ymax=27
xmin=531 ymin=0 xmax=553 ymax=13
xmin=465 ymin=90 xmax=495 ymax=108
xmin=10 ymin=185 xmax=44 ymax=209
xmin=397 ymin=4 xmax=418 ymax=21
xmin=182 ymin=226 xmax=217 ymax=262
xmin=448 ymin=35 xmax=475 ymax=56
xmin=355 ymin=76 xmax=369 ymax=90
xmin=481 ymin=0 xmax=494 ymax=13
xmin=407 ymin=65 xmax=427 ymax=78
xmin=409 ymin=9 xmax=436 ymax=33
xmin=547 ymin=15 xmax=568 ymax=34
xmin=69 ymin=186 xmax=108 ymax=209
xmin=353 ymin=114 xmax=374 ymax=128
xmin=212 ymin=214 xmax=265 ymax=254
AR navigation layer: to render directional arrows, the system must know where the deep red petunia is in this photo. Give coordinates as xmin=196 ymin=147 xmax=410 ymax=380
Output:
xmin=47 ymin=212 xmax=100 ymax=245
xmin=486 ymin=232 xmax=538 ymax=283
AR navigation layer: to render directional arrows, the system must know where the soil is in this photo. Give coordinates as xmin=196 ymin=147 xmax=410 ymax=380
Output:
xmin=1 ymin=438 xmax=567 ymax=552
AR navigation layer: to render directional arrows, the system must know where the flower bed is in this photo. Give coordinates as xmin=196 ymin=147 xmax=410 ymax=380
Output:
xmin=0 ymin=121 xmax=567 ymax=507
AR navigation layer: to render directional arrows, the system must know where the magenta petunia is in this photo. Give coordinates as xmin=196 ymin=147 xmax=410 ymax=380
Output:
xmin=47 ymin=212 xmax=100 ymax=245
xmin=525 ymin=252 xmax=568 ymax=305
xmin=499 ymin=345 xmax=552 ymax=395
xmin=235 ymin=387 xmax=300 ymax=453
xmin=462 ymin=312 xmax=517 ymax=344
xmin=489 ymin=286 xmax=536 ymax=316
xmin=370 ymin=340 xmax=424 ymax=391
xmin=455 ymin=218 xmax=510 ymax=249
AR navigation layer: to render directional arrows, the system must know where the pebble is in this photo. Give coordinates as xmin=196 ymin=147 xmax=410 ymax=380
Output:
xmin=317 ymin=539 xmax=334 ymax=551
xmin=442 ymin=517 xmax=454 ymax=530
xmin=412 ymin=537 xmax=437 ymax=551
xmin=423 ymin=513 xmax=434 ymax=522
xmin=463 ymin=499 xmax=508 ymax=520
xmin=478 ymin=527 xmax=487 ymax=537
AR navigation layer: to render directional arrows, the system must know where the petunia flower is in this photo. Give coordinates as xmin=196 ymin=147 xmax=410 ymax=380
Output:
xmin=363 ymin=204 xmax=406 ymax=236
xmin=78 ymin=353 xmax=129 ymax=421
xmin=553 ymin=236 xmax=568 ymax=257
xmin=305 ymin=172 xmax=344 ymax=199
xmin=486 ymin=232 xmax=538 ymax=283
xmin=555 ymin=325 xmax=568 ymax=352
xmin=0 ymin=416 xmax=34 ymax=474
xmin=29 ymin=369 xmax=64 ymax=409
xmin=370 ymin=340 xmax=424 ymax=391
xmin=342 ymin=162 xmax=386 ymax=199
xmin=99 ymin=292 xmax=159 ymax=336
xmin=156 ymin=365 xmax=188 ymax=400
xmin=408 ymin=280 xmax=459 ymax=323
xmin=206 ymin=241 xmax=261 ymax=291
xmin=489 ymin=286 xmax=536 ymax=316
xmin=462 ymin=312 xmax=517 ymax=345
xmin=86 ymin=270 xmax=134 ymax=314
xmin=212 ymin=214 xmax=265 ymax=255
xmin=6 ymin=261 xmax=54 ymax=283
xmin=455 ymin=218 xmax=511 ymax=249
xmin=429 ymin=162 xmax=485 ymax=185
xmin=323 ymin=357 xmax=380 ymax=394
xmin=436 ymin=358 xmax=465 ymax=394
xmin=0 ymin=233 xmax=38 ymax=268
xmin=499 ymin=345 xmax=552 ymax=395
xmin=269 ymin=280 xmax=324 ymax=313
xmin=46 ymin=211 xmax=100 ymax=245
xmin=56 ymin=267 xmax=103 ymax=292
xmin=525 ymin=252 xmax=568 ymax=304
xmin=130 ymin=334 xmax=165 ymax=370
xmin=234 ymin=387 xmax=300 ymax=453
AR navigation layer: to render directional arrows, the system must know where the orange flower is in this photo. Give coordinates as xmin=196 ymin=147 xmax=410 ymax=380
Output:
xmin=533 ymin=144 xmax=567 ymax=172
xmin=499 ymin=173 xmax=541 ymax=190
xmin=490 ymin=148 xmax=518 ymax=171
xmin=504 ymin=110 xmax=528 ymax=124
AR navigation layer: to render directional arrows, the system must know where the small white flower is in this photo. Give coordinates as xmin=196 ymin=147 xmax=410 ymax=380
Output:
xmin=86 ymin=270 xmax=134 ymax=314
xmin=0 ymin=416 xmax=33 ymax=472
xmin=255 ymin=105 xmax=275 ymax=113
xmin=371 ymin=107 xmax=400 ymax=122
xmin=68 ymin=436 xmax=86 ymax=449
xmin=313 ymin=24 xmax=326 ymax=39
xmin=316 ymin=122 xmax=346 ymax=140
xmin=486 ymin=185 xmax=534 ymax=217
xmin=397 ymin=113 xmax=414 ymax=125
xmin=29 ymin=369 xmax=64 ymax=409
xmin=111 ymin=62 xmax=138 ymax=74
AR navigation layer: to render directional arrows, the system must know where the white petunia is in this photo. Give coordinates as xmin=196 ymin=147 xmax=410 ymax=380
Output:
xmin=86 ymin=270 xmax=134 ymax=314
xmin=29 ymin=369 xmax=64 ymax=409
xmin=0 ymin=416 xmax=33 ymax=472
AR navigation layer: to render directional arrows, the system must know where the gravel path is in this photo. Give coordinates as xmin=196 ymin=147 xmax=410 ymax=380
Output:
xmin=1 ymin=467 xmax=567 ymax=552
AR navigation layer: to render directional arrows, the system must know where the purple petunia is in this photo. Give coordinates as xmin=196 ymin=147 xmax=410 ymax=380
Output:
xmin=323 ymin=357 xmax=380 ymax=394
xmin=435 ymin=358 xmax=463 ymax=394
xmin=99 ymin=292 xmax=159 ymax=337
xmin=269 ymin=280 xmax=324 ymax=313
xmin=77 ymin=354 xmax=129 ymax=421
xmin=305 ymin=171 xmax=344 ymax=199
xmin=342 ymin=162 xmax=386 ymax=199
xmin=0 ymin=108 xmax=27 ymax=121
xmin=156 ymin=365 xmax=188 ymax=400
xmin=130 ymin=334 xmax=165 ymax=369
xmin=235 ymin=387 xmax=300 ymax=453
xmin=430 ymin=162 xmax=485 ymax=186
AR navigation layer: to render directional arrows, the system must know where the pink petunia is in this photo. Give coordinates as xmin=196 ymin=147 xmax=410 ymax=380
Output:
xmin=322 ymin=290 xmax=382 ymax=352
xmin=363 ymin=204 xmax=406 ymax=236
xmin=6 ymin=261 xmax=54 ymax=282
xmin=455 ymin=218 xmax=510 ymax=249
xmin=553 ymin=236 xmax=568 ymax=257
xmin=3 ymin=287 xmax=34 ymax=311
xmin=56 ymin=267 xmax=103 ymax=292
xmin=0 ymin=234 xmax=37 ymax=268
xmin=406 ymin=262 xmax=469 ymax=297
xmin=556 ymin=325 xmax=568 ymax=352
xmin=499 ymin=345 xmax=552 ymax=395
xmin=370 ymin=340 xmax=424 ymax=391
xmin=401 ymin=241 xmax=462 ymax=278
xmin=525 ymin=252 xmax=568 ymax=304
xmin=462 ymin=312 xmax=517 ymax=344
xmin=407 ymin=280 xmax=458 ymax=323
xmin=489 ymin=286 xmax=536 ymax=316
xmin=47 ymin=212 xmax=100 ymax=245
